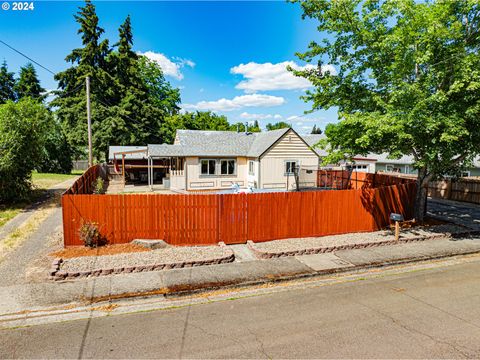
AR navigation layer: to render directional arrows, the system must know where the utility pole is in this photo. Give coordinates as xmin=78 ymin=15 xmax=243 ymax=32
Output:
xmin=86 ymin=76 xmax=93 ymax=167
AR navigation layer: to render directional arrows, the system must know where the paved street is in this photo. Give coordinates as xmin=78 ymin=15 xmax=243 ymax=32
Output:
xmin=2 ymin=258 xmax=480 ymax=358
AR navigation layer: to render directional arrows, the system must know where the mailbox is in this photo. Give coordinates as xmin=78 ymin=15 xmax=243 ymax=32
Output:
xmin=390 ymin=213 xmax=404 ymax=222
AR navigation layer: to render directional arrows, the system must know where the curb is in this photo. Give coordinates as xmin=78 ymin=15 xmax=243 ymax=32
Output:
xmin=247 ymin=230 xmax=480 ymax=259
xmin=50 ymin=246 xmax=235 ymax=281
xmin=90 ymin=247 xmax=480 ymax=303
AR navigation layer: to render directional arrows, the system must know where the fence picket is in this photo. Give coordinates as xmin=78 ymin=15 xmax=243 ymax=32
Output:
xmin=62 ymin=170 xmax=417 ymax=246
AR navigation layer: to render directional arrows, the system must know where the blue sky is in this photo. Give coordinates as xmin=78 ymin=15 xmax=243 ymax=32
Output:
xmin=0 ymin=1 xmax=338 ymax=133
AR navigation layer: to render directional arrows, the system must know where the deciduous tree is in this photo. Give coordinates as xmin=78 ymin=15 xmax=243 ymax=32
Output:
xmin=0 ymin=99 xmax=50 ymax=202
xmin=266 ymin=121 xmax=291 ymax=131
xmin=292 ymin=0 xmax=480 ymax=221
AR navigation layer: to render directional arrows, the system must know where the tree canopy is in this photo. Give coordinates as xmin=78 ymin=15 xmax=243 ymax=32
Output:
xmin=311 ymin=124 xmax=322 ymax=134
xmin=0 ymin=61 xmax=16 ymax=104
xmin=292 ymin=0 xmax=480 ymax=220
xmin=266 ymin=121 xmax=292 ymax=131
xmin=52 ymin=1 xmax=182 ymax=160
xmin=14 ymin=63 xmax=46 ymax=101
xmin=0 ymin=99 xmax=51 ymax=202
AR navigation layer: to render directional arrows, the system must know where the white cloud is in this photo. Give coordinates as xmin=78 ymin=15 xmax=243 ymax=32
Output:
xmin=288 ymin=115 xmax=326 ymax=123
xmin=139 ymin=51 xmax=195 ymax=80
xmin=231 ymin=61 xmax=336 ymax=92
xmin=182 ymin=94 xmax=285 ymax=112
xmin=239 ymin=112 xmax=283 ymax=120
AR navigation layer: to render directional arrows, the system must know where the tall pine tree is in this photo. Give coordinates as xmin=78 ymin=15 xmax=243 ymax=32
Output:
xmin=0 ymin=61 xmax=16 ymax=104
xmin=15 ymin=63 xmax=46 ymax=101
xmin=52 ymin=0 xmax=113 ymax=159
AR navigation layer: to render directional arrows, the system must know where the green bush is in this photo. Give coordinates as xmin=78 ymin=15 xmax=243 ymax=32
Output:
xmin=36 ymin=121 xmax=73 ymax=174
xmin=79 ymin=221 xmax=105 ymax=248
xmin=0 ymin=99 xmax=50 ymax=203
xmin=93 ymin=177 xmax=105 ymax=194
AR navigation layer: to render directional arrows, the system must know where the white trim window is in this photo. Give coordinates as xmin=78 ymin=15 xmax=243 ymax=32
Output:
xmin=285 ymin=160 xmax=298 ymax=175
xmin=462 ymin=171 xmax=471 ymax=177
xmin=200 ymin=159 xmax=216 ymax=175
xmin=248 ymin=160 xmax=255 ymax=175
xmin=220 ymin=159 xmax=236 ymax=175
xmin=348 ymin=164 xmax=369 ymax=172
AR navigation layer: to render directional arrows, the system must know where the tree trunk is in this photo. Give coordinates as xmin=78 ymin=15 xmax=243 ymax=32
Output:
xmin=414 ymin=168 xmax=431 ymax=223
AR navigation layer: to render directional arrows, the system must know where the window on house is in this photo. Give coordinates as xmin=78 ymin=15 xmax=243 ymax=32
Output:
xmin=249 ymin=161 xmax=255 ymax=175
xmin=285 ymin=160 xmax=298 ymax=175
xmin=200 ymin=159 xmax=216 ymax=175
xmin=348 ymin=164 xmax=369 ymax=172
xmin=220 ymin=159 xmax=236 ymax=175
xmin=462 ymin=171 xmax=471 ymax=177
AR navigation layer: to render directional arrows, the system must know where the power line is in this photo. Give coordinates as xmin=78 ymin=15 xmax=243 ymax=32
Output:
xmin=0 ymin=39 xmax=56 ymax=75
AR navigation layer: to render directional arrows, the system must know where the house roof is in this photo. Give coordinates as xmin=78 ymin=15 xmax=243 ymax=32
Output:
xmin=302 ymin=134 xmax=329 ymax=157
xmin=108 ymin=146 xmax=147 ymax=160
xmin=148 ymin=128 xmax=292 ymax=158
xmin=247 ymin=128 xmax=291 ymax=157
xmin=147 ymin=144 xmax=185 ymax=157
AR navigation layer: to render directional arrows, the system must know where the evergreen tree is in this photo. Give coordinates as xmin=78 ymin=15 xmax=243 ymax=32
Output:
xmin=15 ymin=63 xmax=46 ymax=101
xmin=0 ymin=61 xmax=16 ymax=104
xmin=100 ymin=15 xmax=165 ymax=153
xmin=52 ymin=0 xmax=113 ymax=159
xmin=311 ymin=125 xmax=322 ymax=134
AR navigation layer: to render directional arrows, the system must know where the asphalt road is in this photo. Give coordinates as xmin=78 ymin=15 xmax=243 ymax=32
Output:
xmin=2 ymin=259 xmax=480 ymax=359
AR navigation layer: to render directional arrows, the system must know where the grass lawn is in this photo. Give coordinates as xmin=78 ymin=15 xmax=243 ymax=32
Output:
xmin=0 ymin=170 xmax=84 ymax=227
xmin=31 ymin=170 xmax=82 ymax=189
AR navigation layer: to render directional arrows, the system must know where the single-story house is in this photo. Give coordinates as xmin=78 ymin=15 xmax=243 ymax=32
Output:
xmin=109 ymin=128 xmax=320 ymax=192
xmin=303 ymin=134 xmax=480 ymax=176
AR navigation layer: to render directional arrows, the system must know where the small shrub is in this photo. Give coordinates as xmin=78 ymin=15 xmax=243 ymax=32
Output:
xmin=79 ymin=221 xmax=105 ymax=248
xmin=93 ymin=177 xmax=105 ymax=194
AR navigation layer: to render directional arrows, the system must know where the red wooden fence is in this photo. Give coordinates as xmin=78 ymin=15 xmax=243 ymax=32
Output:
xmin=62 ymin=170 xmax=416 ymax=247
xmin=64 ymin=165 xmax=100 ymax=195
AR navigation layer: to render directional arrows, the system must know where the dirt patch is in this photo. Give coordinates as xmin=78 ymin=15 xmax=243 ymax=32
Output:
xmin=401 ymin=216 xmax=448 ymax=229
xmin=50 ymin=243 xmax=151 ymax=259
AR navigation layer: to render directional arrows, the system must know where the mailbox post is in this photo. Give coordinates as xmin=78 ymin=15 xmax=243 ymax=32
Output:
xmin=390 ymin=213 xmax=404 ymax=241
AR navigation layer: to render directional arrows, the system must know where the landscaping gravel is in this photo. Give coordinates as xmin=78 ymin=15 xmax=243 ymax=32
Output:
xmin=60 ymin=245 xmax=233 ymax=273
xmin=251 ymin=224 xmax=466 ymax=253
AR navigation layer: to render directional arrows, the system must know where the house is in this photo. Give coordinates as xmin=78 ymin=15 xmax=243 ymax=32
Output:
xmin=303 ymin=134 xmax=480 ymax=176
xmin=147 ymin=128 xmax=320 ymax=191
xmin=108 ymin=128 xmax=320 ymax=192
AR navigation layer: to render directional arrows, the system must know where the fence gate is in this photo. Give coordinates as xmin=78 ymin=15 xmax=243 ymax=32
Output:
xmin=218 ymin=194 xmax=248 ymax=244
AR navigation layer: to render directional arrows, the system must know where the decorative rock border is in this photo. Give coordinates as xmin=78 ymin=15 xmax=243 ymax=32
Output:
xmin=247 ymin=229 xmax=480 ymax=259
xmin=50 ymin=242 xmax=234 ymax=281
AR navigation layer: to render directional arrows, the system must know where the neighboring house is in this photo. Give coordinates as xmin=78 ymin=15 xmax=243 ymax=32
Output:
xmin=109 ymin=128 xmax=320 ymax=192
xmin=303 ymin=134 xmax=480 ymax=176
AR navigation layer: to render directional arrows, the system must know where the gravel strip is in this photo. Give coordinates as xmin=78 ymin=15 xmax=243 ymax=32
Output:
xmin=60 ymin=246 xmax=232 ymax=273
xmin=251 ymin=224 xmax=466 ymax=253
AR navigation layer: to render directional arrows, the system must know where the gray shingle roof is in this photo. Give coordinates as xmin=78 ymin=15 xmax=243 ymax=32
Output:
xmin=148 ymin=129 xmax=292 ymax=158
xmin=108 ymin=146 xmax=147 ymax=160
xmin=247 ymin=128 xmax=290 ymax=157
xmin=302 ymin=134 xmax=329 ymax=157
xmin=147 ymin=144 xmax=185 ymax=157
